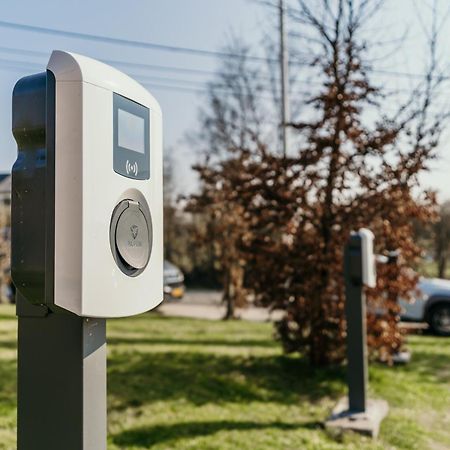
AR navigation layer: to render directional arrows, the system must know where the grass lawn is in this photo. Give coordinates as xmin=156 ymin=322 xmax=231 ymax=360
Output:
xmin=0 ymin=304 xmax=449 ymax=449
xmin=416 ymin=258 xmax=450 ymax=279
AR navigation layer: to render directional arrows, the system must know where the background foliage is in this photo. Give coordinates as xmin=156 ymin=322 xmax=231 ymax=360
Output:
xmin=187 ymin=0 xmax=448 ymax=365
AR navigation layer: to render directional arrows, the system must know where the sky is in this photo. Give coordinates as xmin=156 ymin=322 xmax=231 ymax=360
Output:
xmin=0 ymin=0 xmax=449 ymax=199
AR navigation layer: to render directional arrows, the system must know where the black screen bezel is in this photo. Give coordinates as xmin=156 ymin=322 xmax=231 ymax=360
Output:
xmin=113 ymin=93 xmax=150 ymax=180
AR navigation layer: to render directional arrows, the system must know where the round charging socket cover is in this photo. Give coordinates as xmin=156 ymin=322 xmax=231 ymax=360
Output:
xmin=110 ymin=200 xmax=152 ymax=276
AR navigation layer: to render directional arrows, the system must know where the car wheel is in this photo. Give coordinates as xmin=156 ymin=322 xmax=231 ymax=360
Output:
xmin=428 ymin=303 xmax=450 ymax=336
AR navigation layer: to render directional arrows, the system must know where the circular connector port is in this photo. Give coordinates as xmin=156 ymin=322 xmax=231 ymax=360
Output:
xmin=110 ymin=199 xmax=152 ymax=276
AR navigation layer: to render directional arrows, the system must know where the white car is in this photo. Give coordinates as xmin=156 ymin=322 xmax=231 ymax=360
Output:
xmin=400 ymin=278 xmax=450 ymax=336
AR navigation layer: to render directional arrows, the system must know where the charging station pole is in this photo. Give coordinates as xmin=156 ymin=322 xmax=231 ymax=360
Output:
xmin=344 ymin=233 xmax=367 ymax=412
xmin=326 ymin=229 xmax=388 ymax=438
xmin=17 ymin=295 xmax=106 ymax=450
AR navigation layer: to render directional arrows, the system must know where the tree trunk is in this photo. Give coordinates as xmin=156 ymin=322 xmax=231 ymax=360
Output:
xmin=223 ymin=294 xmax=235 ymax=320
xmin=222 ymin=268 xmax=235 ymax=320
xmin=438 ymin=253 xmax=447 ymax=279
xmin=436 ymin=221 xmax=448 ymax=278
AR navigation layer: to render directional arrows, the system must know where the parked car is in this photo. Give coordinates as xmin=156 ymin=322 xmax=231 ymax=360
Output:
xmin=400 ymin=278 xmax=450 ymax=336
xmin=163 ymin=260 xmax=185 ymax=300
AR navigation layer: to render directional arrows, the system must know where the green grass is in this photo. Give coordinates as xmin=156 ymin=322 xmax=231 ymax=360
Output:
xmin=0 ymin=304 xmax=449 ymax=449
xmin=416 ymin=258 xmax=450 ymax=279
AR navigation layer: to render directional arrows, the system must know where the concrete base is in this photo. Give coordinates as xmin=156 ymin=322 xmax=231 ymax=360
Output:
xmin=392 ymin=350 xmax=411 ymax=365
xmin=325 ymin=398 xmax=389 ymax=438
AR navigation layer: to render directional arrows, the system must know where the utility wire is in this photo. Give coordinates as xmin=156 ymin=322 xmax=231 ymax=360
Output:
xmin=0 ymin=55 xmax=270 ymax=94
xmin=0 ymin=58 xmax=276 ymax=99
xmin=0 ymin=44 xmax=448 ymax=97
xmin=0 ymin=62 xmax=445 ymax=119
xmin=0 ymin=57 xmax=448 ymax=108
xmin=0 ymin=20 xmax=447 ymax=81
xmin=0 ymin=50 xmax=448 ymax=106
xmin=0 ymin=45 xmax=283 ymax=82
xmin=0 ymin=20 xmax=275 ymax=63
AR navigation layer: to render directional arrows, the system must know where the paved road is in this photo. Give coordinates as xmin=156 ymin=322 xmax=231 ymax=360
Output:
xmin=159 ymin=289 xmax=428 ymax=332
xmin=159 ymin=289 xmax=283 ymax=322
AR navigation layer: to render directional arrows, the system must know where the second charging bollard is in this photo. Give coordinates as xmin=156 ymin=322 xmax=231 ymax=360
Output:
xmin=343 ymin=231 xmax=371 ymax=412
xmin=326 ymin=229 xmax=389 ymax=437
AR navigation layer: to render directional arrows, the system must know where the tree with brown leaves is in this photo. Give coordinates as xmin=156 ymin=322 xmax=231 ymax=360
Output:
xmin=244 ymin=0 xmax=446 ymax=365
xmin=190 ymin=0 xmax=448 ymax=361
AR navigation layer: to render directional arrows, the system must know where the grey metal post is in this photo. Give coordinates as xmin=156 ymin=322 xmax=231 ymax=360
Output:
xmin=17 ymin=294 xmax=107 ymax=450
xmin=344 ymin=234 xmax=368 ymax=413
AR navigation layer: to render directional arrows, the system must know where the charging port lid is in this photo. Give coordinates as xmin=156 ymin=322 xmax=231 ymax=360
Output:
xmin=110 ymin=200 xmax=152 ymax=276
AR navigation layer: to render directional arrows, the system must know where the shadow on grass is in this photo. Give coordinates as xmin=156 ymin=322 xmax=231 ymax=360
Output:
xmin=397 ymin=350 xmax=450 ymax=384
xmin=108 ymin=337 xmax=278 ymax=348
xmin=0 ymin=314 xmax=16 ymax=321
xmin=113 ymin=419 xmax=320 ymax=448
xmin=0 ymin=358 xmax=17 ymax=412
xmin=0 ymin=340 xmax=18 ymax=350
xmin=108 ymin=351 xmax=345 ymax=409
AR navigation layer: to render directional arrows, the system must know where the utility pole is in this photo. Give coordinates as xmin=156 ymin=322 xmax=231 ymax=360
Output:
xmin=279 ymin=0 xmax=290 ymax=158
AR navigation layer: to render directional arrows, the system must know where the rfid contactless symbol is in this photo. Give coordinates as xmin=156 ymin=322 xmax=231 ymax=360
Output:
xmin=126 ymin=159 xmax=139 ymax=176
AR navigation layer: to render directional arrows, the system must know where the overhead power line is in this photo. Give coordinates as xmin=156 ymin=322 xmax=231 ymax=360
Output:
xmin=0 ymin=43 xmax=447 ymax=100
xmin=0 ymin=51 xmax=447 ymax=105
xmin=1 ymin=52 xmax=445 ymax=101
xmin=0 ymin=20 xmax=447 ymax=82
xmin=0 ymin=54 xmax=278 ymax=95
xmin=0 ymin=20 xmax=274 ymax=63
xmin=0 ymin=57 xmax=273 ymax=99
xmin=0 ymin=45 xmax=272 ymax=80
xmin=0 ymin=61 xmax=447 ymax=117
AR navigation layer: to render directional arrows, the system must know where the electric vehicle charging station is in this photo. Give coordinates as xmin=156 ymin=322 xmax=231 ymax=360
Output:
xmin=326 ymin=228 xmax=388 ymax=437
xmin=12 ymin=50 xmax=163 ymax=449
xmin=344 ymin=228 xmax=375 ymax=413
xmin=359 ymin=229 xmax=377 ymax=289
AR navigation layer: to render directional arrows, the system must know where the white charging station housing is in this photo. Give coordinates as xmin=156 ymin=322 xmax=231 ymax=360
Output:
xmin=358 ymin=228 xmax=376 ymax=288
xmin=48 ymin=50 xmax=163 ymax=318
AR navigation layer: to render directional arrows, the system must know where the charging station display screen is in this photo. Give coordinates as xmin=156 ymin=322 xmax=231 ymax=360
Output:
xmin=113 ymin=93 xmax=150 ymax=180
xmin=118 ymin=109 xmax=145 ymax=154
